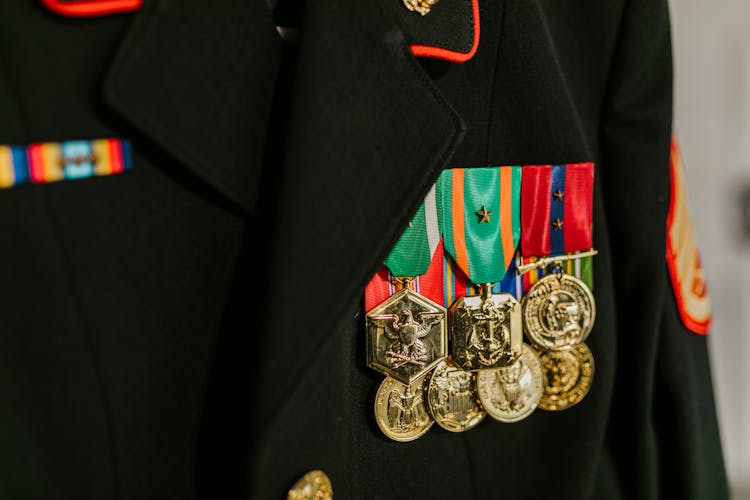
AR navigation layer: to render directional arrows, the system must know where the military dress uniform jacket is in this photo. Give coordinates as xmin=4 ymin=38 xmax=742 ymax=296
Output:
xmin=0 ymin=0 xmax=728 ymax=499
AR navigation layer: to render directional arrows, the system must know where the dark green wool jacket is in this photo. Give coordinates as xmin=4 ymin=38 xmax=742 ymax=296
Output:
xmin=0 ymin=0 xmax=728 ymax=498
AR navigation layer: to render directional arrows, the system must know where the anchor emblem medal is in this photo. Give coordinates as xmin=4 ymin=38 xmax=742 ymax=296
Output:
xmin=517 ymin=163 xmax=597 ymax=410
xmin=439 ymin=167 xmax=525 ymax=371
xmin=438 ymin=166 xmax=544 ymax=423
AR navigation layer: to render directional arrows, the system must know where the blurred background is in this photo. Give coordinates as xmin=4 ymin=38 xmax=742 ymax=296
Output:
xmin=670 ymin=0 xmax=750 ymax=497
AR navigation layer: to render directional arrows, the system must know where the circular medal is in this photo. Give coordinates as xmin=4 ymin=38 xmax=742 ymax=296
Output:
xmin=476 ymin=344 xmax=543 ymax=423
xmin=427 ymin=359 xmax=486 ymax=432
xmin=536 ymin=343 xmax=594 ymax=411
xmin=522 ymin=273 xmax=595 ymax=351
xmin=374 ymin=376 xmax=434 ymax=442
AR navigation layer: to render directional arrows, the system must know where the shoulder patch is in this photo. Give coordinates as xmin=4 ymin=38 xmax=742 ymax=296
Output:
xmin=666 ymin=139 xmax=712 ymax=334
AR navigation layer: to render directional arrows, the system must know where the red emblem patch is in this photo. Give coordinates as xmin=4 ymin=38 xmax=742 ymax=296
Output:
xmin=666 ymin=139 xmax=712 ymax=334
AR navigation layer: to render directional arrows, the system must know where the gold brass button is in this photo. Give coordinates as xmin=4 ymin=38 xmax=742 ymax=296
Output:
xmin=287 ymin=470 xmax=333 ymax=500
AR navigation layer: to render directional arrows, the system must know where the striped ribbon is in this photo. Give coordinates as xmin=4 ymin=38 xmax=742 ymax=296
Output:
xmin=439 ymin=166 xmax=521 ymax=284
xmin=522 ymin=254 xmax=594 ymax=292
xmin=365 ymin=239 xmax=446 ymax=312
xmin=0 ymin=139 xmax=131 ymax=189
xmin=366 ymin=163 xmax=596 ymax=309
xmin=520 ymin=163 xmax=594 ymax=257
xmin=384 ymin=185 xmax=441 ymax=277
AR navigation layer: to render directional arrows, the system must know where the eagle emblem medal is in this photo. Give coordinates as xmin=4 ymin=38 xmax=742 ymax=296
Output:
xmin=367 ymin=285 xmax=447 ymax=384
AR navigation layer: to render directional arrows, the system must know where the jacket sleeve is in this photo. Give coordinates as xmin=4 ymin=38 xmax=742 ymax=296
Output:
xmin=599 ymin=0 xmax=729 ymax=498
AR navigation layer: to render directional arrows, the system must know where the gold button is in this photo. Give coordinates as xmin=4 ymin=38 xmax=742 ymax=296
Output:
xmin=287 ymin=470 xmax=333 ymax=500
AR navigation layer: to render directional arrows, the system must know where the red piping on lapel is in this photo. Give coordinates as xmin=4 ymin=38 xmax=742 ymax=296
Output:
xmin=409 ymin=0 xmax=480 ymax=63
xmin=39 ymin=0 xmax=141 ymax=17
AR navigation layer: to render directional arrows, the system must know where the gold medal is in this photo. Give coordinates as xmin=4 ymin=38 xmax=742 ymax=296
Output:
xmin=374 ymin=376 xmax=434 ymax=442
xmin=522 ymin=271 xmax=595 ymax=351
xmin=476 ymin=344 xmax=543 ymax=423
xmin=450 ymin=284 xmax=522 ymax=371
xmin=367 ymin=286 xmax=448 ymax=384
xmin=536 ymin=342 xmax=594 ymax=411
xmin=427 ymin=359 xmax=485 ymax=432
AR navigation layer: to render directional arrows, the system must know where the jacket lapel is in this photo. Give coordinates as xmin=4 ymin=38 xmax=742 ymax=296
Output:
xmin=102 ymin=0 xmax=283 ymax=213
xmin=251 ymin=0 xmax=465 ymax=430
xmin=100 ymin=0 xmax=467 ymax=438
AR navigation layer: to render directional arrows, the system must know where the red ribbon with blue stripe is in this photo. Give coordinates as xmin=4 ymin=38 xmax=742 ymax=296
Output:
xmin=520 ymin=163 xmax=594 ymax=257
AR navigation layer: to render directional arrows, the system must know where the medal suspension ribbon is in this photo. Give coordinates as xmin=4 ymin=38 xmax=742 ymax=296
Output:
xmin=365 ymin=186 xmax=443 ymax=309
xmin=439 ymin=166 xmax=521 ymax=286
xmin=520 ymin=163 xmax=594 ymax=260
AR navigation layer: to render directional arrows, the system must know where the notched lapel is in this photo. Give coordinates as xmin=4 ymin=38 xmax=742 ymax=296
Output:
xmin=102 ymin=0 xmax=282 ymax=213
xmin=250 ymin=0 xmax=466 ymax=436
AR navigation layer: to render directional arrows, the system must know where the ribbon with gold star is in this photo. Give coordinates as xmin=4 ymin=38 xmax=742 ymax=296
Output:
xmin=438 ymin=166 xmax=521 ymax=284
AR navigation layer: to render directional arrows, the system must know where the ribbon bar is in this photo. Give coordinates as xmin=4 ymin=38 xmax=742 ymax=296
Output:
xmin=0 ymin=139 xmax=132 ymax=189
xmin=516 ymin=249 xmax=599 ymax=276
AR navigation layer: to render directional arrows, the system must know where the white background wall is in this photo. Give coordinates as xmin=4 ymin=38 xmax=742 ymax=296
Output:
xmin=670 ymin=1 xmax=750 ymax=497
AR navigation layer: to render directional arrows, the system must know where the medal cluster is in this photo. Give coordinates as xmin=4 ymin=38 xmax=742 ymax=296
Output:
xmin=366 ymin=252 xmax=597 ymax=442
xmin=365 ymin=164 xmax=597 ymax=442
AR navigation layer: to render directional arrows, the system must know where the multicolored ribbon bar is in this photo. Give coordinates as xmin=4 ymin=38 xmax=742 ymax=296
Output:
xmin=522 ymin=254 xmax=594 ymax=292
xmin=521 ymin=163 xmax=594 ymax=257
xmin=0 ymin=139 xmax=131 ymax=189
xmin=366 ymin=163 xmax=597 ymax=309
xmin=439 ymin=166 xmax=521 ymax=284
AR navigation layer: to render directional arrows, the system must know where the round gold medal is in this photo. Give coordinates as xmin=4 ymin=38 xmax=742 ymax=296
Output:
xmin=427 ymin=359 xmax=485 ymax=432
xmin=536 ymin=342 xmax=594 ymax=411
xmin=522 ymin=273 xmax=595 ymax=351
xmin=476 ymin=344 xmax=543 ymax=423
xmin=374 ymin=376 xmax=433 ymax=442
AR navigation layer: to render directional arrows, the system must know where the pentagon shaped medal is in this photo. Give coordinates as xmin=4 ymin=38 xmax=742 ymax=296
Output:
xmin=450 ymin=292 xmax=522 ymax=371
xmin=367 ymin=288 xmax=447 ymax=384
